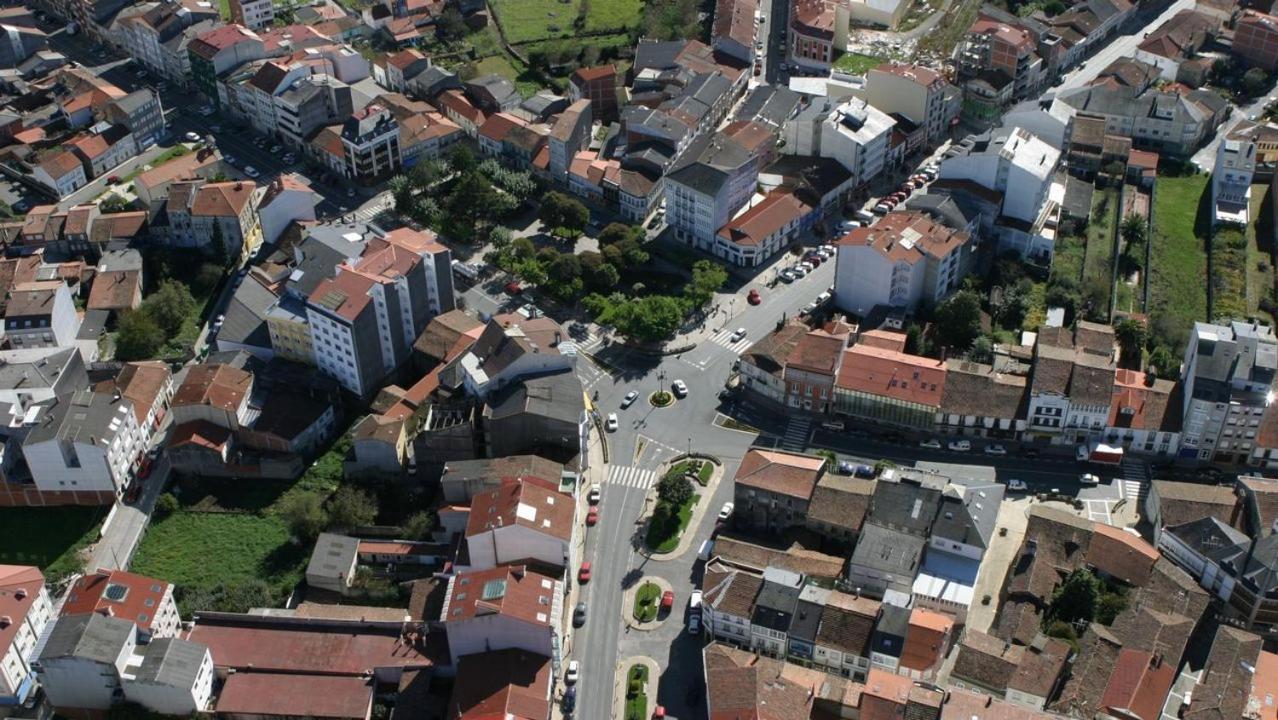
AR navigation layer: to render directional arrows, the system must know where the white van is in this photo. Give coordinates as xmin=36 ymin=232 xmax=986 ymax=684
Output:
xmin=698 ymin=539 xmax=715 ymax=561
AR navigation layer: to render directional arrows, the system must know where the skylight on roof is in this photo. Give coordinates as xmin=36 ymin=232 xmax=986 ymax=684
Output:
xmin=481 ymin=579 xmax=507 ymax=601
xmin=103 ymin=583 xmax=128 ymax=602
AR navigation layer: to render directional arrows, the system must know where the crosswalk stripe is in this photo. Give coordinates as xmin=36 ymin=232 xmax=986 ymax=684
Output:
xmin=608 ymin=465 xmax=657 ymax=489
xmin=780 ymin=417 xmax=812 ymax=451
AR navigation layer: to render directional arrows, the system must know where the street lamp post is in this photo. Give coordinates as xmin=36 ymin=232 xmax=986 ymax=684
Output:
xmin=658 ymin=370 xmax=666 ymax=397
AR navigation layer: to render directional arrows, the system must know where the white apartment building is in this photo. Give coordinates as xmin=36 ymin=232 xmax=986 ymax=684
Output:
xmin=1181 ymin=321 xmax=1277 ymax=463
xmin=866 ymin=64 xmax=960 ymax=147
xmin=665 ymin=137 xmax=758 ymax=252
xmin=783 ymin=97 xmax=896 ymax=187
xmin=229 ymin=0 xmax=273 ymax=28
xmin=463 ymin=479 xmax=578 ymax=572
xmin=37 ymin=614 xmax=138 ymax=712
xmin=307 ymin=228 xmax=454 ymax=396
xmin=1212 ymin=136 xmax=1256 ymax=225
xmin=23 ymin=390 xmax=144 ymax=499
xmin=339 ymin=105 xmax=402 ymax=182
xmin=833 ymin=211 xmax=974 ymax=316
xmin=0 ymin=566 xmax=54 ymax=706
xmin=3 ymin=281 xmax=80 ymax=350
xmin=121 ymin=639 xmax=215 ymax=715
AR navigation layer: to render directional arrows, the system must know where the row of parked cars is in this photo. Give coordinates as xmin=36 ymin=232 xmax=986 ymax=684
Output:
xmin=778 ymin=244 xmax=836 ymax=283
xmin=872 ymin=166 xmax=939 ymax=215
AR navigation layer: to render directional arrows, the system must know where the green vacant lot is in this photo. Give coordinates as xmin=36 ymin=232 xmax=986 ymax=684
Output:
xmin=1213 ymin=226 xmax=1249 ymax=322
xmin=1247 ymin=185 xmax=1276 ymax=324
xmin=490 ymin=0 xmax=642 ymax=43
xmin=1150 ymin=174 xmax=1209 ymax=348
xmin=833 ymin=53 xmax=885 ymax=75
xmin=0 ymin=507 xmax=104 ymax=583
xmin=131 ymin=511 xmax=306 ymax=614
xmin=1083 ymin=187 xmax=1119 ymax=319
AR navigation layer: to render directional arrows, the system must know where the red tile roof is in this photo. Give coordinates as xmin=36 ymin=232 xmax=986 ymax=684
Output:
xmin=785 ymin=326 xmax=849 ymax=375
xmin=465 ymin=478 xmax=575 ymax=542
xmin=717 ymin=190 xmax=813 ymax=248
xmin=62 ymin=569 xmax=171 ymax=631
xmin=86 ymin=269 xmax=141 ymax=311
xmin=172 ymin=363 xmax=252 ymax=412
xmin=309 ymin=270 xmax=375 ymax=322
xmin=191 ymin=181 xmax=256 ymax=218
xmin=216 ymin=673 xmax=373 ymax=719
xmin=187 ymin=616 xmax=434 ymax=674
xmin=1086 ymin=523 xmax=1159 ymax=585
xmin=733 ymin=448 xmax=825 ymax=499
xmin=167 ymin=421 xmax=232 ymax=451
xmin=900 ymin=608 xmax=952 ymax=672
xmin=443 ymin=565 xmax=558 ymax=626
xmin=450 ymin=649 xmax=551 ymax=720
xmin=836 ymin=211 xmax=969 ymax=266
xmin=96 ymin=361 xmax=170 ymax=426
xmin=1101 ymin=649 xmax=1176 ymax=720
xmin=835 ymin=344 xmax=947 ymax=407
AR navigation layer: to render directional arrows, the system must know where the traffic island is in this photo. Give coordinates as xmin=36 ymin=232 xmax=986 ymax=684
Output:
xmin=622 ymin=575 xmax=673 ymax=631
xmin=611 ymin=656 xmax=661 ymax=720
xmin=638 ymin=454 xmax=725 ymax=561
xmin=649 ymin=390 xmax=673 ymax=408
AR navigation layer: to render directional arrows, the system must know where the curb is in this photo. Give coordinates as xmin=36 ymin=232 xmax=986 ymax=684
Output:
xmin=621 ymin=576 xmax=674 ymax=631
xmin=612 ymin=655 xmax=661 ymax=720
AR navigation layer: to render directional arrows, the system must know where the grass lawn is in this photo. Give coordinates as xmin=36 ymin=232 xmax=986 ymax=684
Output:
xmin=0 ymin=507 xmax=105 ymax=583
xmin=665 ymin=459 xmax=714 ymax=486
xmin=490 ymin=0 xmax=582 ymax=43
xmin=131 ymin=511 xmax=306 ymax=614
xmin=833 ymin=52 xmax=885 ymax=75
xmin=646 ymin=493 xmax=697 ymax=553
xmin=1083 ymin=186 xmax=1119 ymax=319
xmin=624 ymin=664 xmax=649 ymax=720
xmin=1052 ymin=233 xmax=1085 ymax=285
xmin=1212 ymin=226 xmax=1249 ymax=322
xmin=1247 ymin=184 xmax=1276 ymax=324
xmin=1022 ymin=280 xmax=1048 ymax=330
xmin=584 ymin=0 xmax=644 ymax=32
xmin=632 ymin=582 xmax=660 ymax=622
xmin=1150 ymin=174 xmax=1210 ymax=348
xmin=472 ymin=55 xmax=543 ymax=98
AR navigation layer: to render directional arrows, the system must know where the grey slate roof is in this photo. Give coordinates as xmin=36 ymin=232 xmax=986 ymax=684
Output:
xmin=287 ymin=226 xmax=366 ymax=299
xmin=1166 ymin=516 xmax=1249 ymax=564
xmin=24 ymin=390 xmax=133 ymax=448
xmin=484 ymin=370 xmax=584 ymax=425
xmin=751 ymin=580 xmax=800 ymax=632
xmin=0 ymin=346 xmax=84 ymax=393
xmin=864 ymin=477 xmax=942 ymax=537
xmin=632 ymin=39 xmax=684 ymax=73
xmin=871 ymin=603 xmax=911 ymax=658
xmin=735 ymin=85 xmax=801 ymax=127
xmin=849 ymin=523 xmax=926 ymax=578
xmin=218 ymin=276 xmax=277 ymax=349
xmin=40 ymin=613 xmax=133 ymax=665
xmin=307 ymin=532 xmax=358 ymax=580
xmin=133 ymin=638 xmax=209 ymax=687
xmin=933 ymin=482 xmax=1005 ymax=550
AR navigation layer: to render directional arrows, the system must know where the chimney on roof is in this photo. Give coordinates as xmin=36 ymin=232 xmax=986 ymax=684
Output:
xmin=0 ymin=616 xmax=9 ymax=628
xmin=14 ymin=588 xmax=26 ymax=600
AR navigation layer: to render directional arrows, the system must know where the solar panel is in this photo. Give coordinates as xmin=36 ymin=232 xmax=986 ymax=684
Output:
xmin=103 ymin=584 xmax=128 ymax=602
xmin=481 ymin=579 xmax=507 ymax=601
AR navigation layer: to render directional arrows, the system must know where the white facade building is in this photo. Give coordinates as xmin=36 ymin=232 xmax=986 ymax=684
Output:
xmin=784 ymin=98 xmax=895 ymax=187
xmin=665 ymin=138 xmax=759 ymax=252
xmin=1212 ymin=136 xmax=1256 ymax=226
xmin=23 ymin=390 xmax=144 ymax=500
xmin=0 ymin=566 xmax=54 ymax=706
xmin=833 ymin=210 xmax=974 ymax=316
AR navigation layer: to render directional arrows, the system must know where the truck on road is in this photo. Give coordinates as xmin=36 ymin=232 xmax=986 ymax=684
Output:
xmin=1077 ymin=442 xmax=1123 ymax=465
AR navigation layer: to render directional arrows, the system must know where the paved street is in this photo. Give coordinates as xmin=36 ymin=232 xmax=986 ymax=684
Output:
xmin=1054 ymin=0 xmax=1196 ymax=93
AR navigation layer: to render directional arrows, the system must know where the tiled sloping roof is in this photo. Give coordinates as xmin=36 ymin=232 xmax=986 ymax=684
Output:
xmin=814 ymin=591 xmax=879 ymax=656
xmin=86 ymin=270 xmax=140 ymax=311
xmin=1182 ymin=626 xmax=1263 ymax=720
xmin=1085 ymin=523 xmax=1158 ymax=586
xmin=951 ymin=629 xmax=1022 ymax=692
xmin=1152 ymin=480 xmax=1241 ymax=530
xmin=836 ymin=344 xmax=947 ymax=407
xmin=806 ymin=475 xmax=873 ymax=533
xmin=941 ymin=359 xmax=1028 ymax=418
xmin=733 ymin=448 xmax=825 ymax=499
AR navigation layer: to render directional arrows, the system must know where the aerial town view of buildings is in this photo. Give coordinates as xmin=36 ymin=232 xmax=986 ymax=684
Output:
xmin=7 ymin=0 xmax=1278 ymax=716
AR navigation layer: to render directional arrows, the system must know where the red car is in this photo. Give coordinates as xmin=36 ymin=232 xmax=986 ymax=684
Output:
xmin=652 ymin=708 xmax=666 ymax=719
xmin=107 ymin=175 xmax=121 ymax=184
xmin=586 ymin=507 xmax=599 ymax=526
xmin=578 ymin=562 xmax=592 ymax=583
xmin=138 ymin=457 xmax=153 ymax=479
xmin=747 ymin=289 xmax=761 ymax=305
xmin=504 ymin=281 xmax=523 ymax=295
xmin=661 ymin=590 xmax=674 ymax=610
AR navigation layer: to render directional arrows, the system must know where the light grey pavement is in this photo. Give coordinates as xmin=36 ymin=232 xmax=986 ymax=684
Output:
xmin=1054 ymin=0 xmax=1197 ymax=93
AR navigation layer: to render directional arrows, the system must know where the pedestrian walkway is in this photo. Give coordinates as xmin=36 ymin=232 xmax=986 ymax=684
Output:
xmin=576 ymin=360 xmax=609 ymax=390
xmin=780 ymin=417 xmax=812 ymax=452
xmin=1118 ymin=459 xmax=1150 ymax=506
xmin=706 ymin=327 xmax=752 ymax=353
xmin=608 ymin=464 xmax=658 ymax=489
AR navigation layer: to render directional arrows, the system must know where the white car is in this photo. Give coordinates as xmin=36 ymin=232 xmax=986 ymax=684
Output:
xmin=1007 ymin=479 xmax=1028 ymax=492
xmin=1080 ymin=473 xmax=1100 ymax=485
xmin=790 ymin=265 xmax=807 ymax=277
xmin=621 ymin=390 xmax=639 ymax=409
xmin=243 ymin=165 xmax=260 ymax=178
xmin=672 ymin=379 xmax=688 ymax=397
xmin=605 ymin=413 xmax=618 ymax=432
xmin=919 ymin=439 xmax=942 ymax=449
xmin=587 ymin=485 xmax=601 ymax=504
xmin=183 ymin=131 xmax=200 ymax=142
xmin=984 ymin=444 xmax=1007 ymax=456
xmin=730 ymin=327 xmax=747 ymax=342
xmin=565 ymin=660 xmax=579 ymax=684
xmin=947 ymin=440 xmax=972 ymax=452
xmin=718 ymin=502 xmax=734 ymax=521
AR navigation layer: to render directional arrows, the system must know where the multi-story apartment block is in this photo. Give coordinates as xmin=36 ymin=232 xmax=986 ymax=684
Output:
xmin=22 ymin=389 xmax=144 ymax=501
xmin=1025 ymin=323 xmax=1117 ymax=444
xmin=275 ymin=75 xmax=354 ymax=150
xmin=712 ymin=0 xmax=756 ymax=64
xmin=463 ymin=478 xmax=578 ymax=572
xmin=956 ymin=14 xmax=1046 ymax=101
xmin=832 ymin=211 xmax=974 ymax=317
xmin=62 ymin=570 xmax=181 ymax=643
xmin=1212 ymin=135 xmax=1256 ymax=225
xmin=164 ymin=179 xmax=263 ymax=263
xmin=333 ymin=105 xmax=401 ymax=183
xmin=866 ymin=64 xmax=960 ymax=148
xmin=0 ymin=566 xmax=54 ymax=706
xmin=114 ymin=0 xmax=219 ymax=86
xmin=547 ymin=100 xmax=592 ymax=183
xmin=105 ymin=90 xmax=166 ymax=149
xmin=788 ymin=0 xmax=848 ymax=71
xmin=1181 ymin=321 xmax=1277 ymax=463
xmin=440 ymin=565 xmax=564 ymax=668
xmin=783 ymin=97 xmax=895 ymax=187
xmin=1234 ymin=9 xmax=1278 ymax=72
xmin=307 ymin=227 xmax=454 ymax=396
xmin=1053 ymin=83 xmax=1229 ymax=157
xmin=3 ymin=281 xmax=79 ymax=349
xmin=732 ymin=448 xmax=826 ymax=534
xmin=666 ymin=137 xmax=757 ymax=252
xmin=187 ymin=24 xmax=265 ymax=104
xmin=568 ymin=65 xmax=619 ymax=123
xmin=228 ymin=0 xmax=273 ymax=29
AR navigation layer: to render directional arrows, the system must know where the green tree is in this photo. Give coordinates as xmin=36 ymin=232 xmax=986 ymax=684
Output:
xmin=326 ymin=486 xmax=378 ymax=530
xmin=99 ymin=195 xmax=133 ymax=213
xmin=1120 ymin=213 xmax=1146 ymax=252
xmin=278 ymin=491 xmax=327 ymax=541
xmin=970 ymin=335 xmax=993 ymax=362
xmin=402 ymin=511 xmax=435 ymax=540
xmin=143 ymin=280 xmax=196 ymax=337
xmin=436 ymin=7 xmax=466 ymax=40
xmin=512 ymin=236 xmax=536 ymax=259
xmin=656 ymin=473 xmax=693 ymax=508
xmin=1096 ymin=591 xmax=1129 ymax=625
xmin=154 ymin=493 xmax=179 ymax=517
xmin=685 ymin=260 xmax=728 ymax=309
xmin=1148 ymin=346 xmax=1180 ymax=379
xmin=1114 ymin=318 xmax=1146 ymax=369
xmin=209 ymin=219 xmax=228 ymax=268
xmin=389 ymin=174 xmax=414 ymax=213
xmin=814 ymin=449 xmax=837 ymax=471
xmin=614 ymin=295 xmax=685 ymax=342
xmin=449 ymin=144 xmax=477 ymax=175
xmin=580 ymin=251 xmax=620 ymax=290
xmin=599 ymin=222 xmax=642 ymax=247
xmin=1044 ymin=620 xmax=1079 ymax=651
xmin=539 ymin=192 xmax=589 ymax=235
xmin=934 ymin=291 xmax=982 ymax=351
xmin=447 ymin=171 xmax=499 ymax=240
xmin=1244 ymin=67 xmax=1270 ymax=98
xmin=1047 ymin=569 xmax=1100 ymax=625
xmin=410 ymin=158 xmax=448 ymax=188
xmin=115 ymin=310 xmax=166 ymax=360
